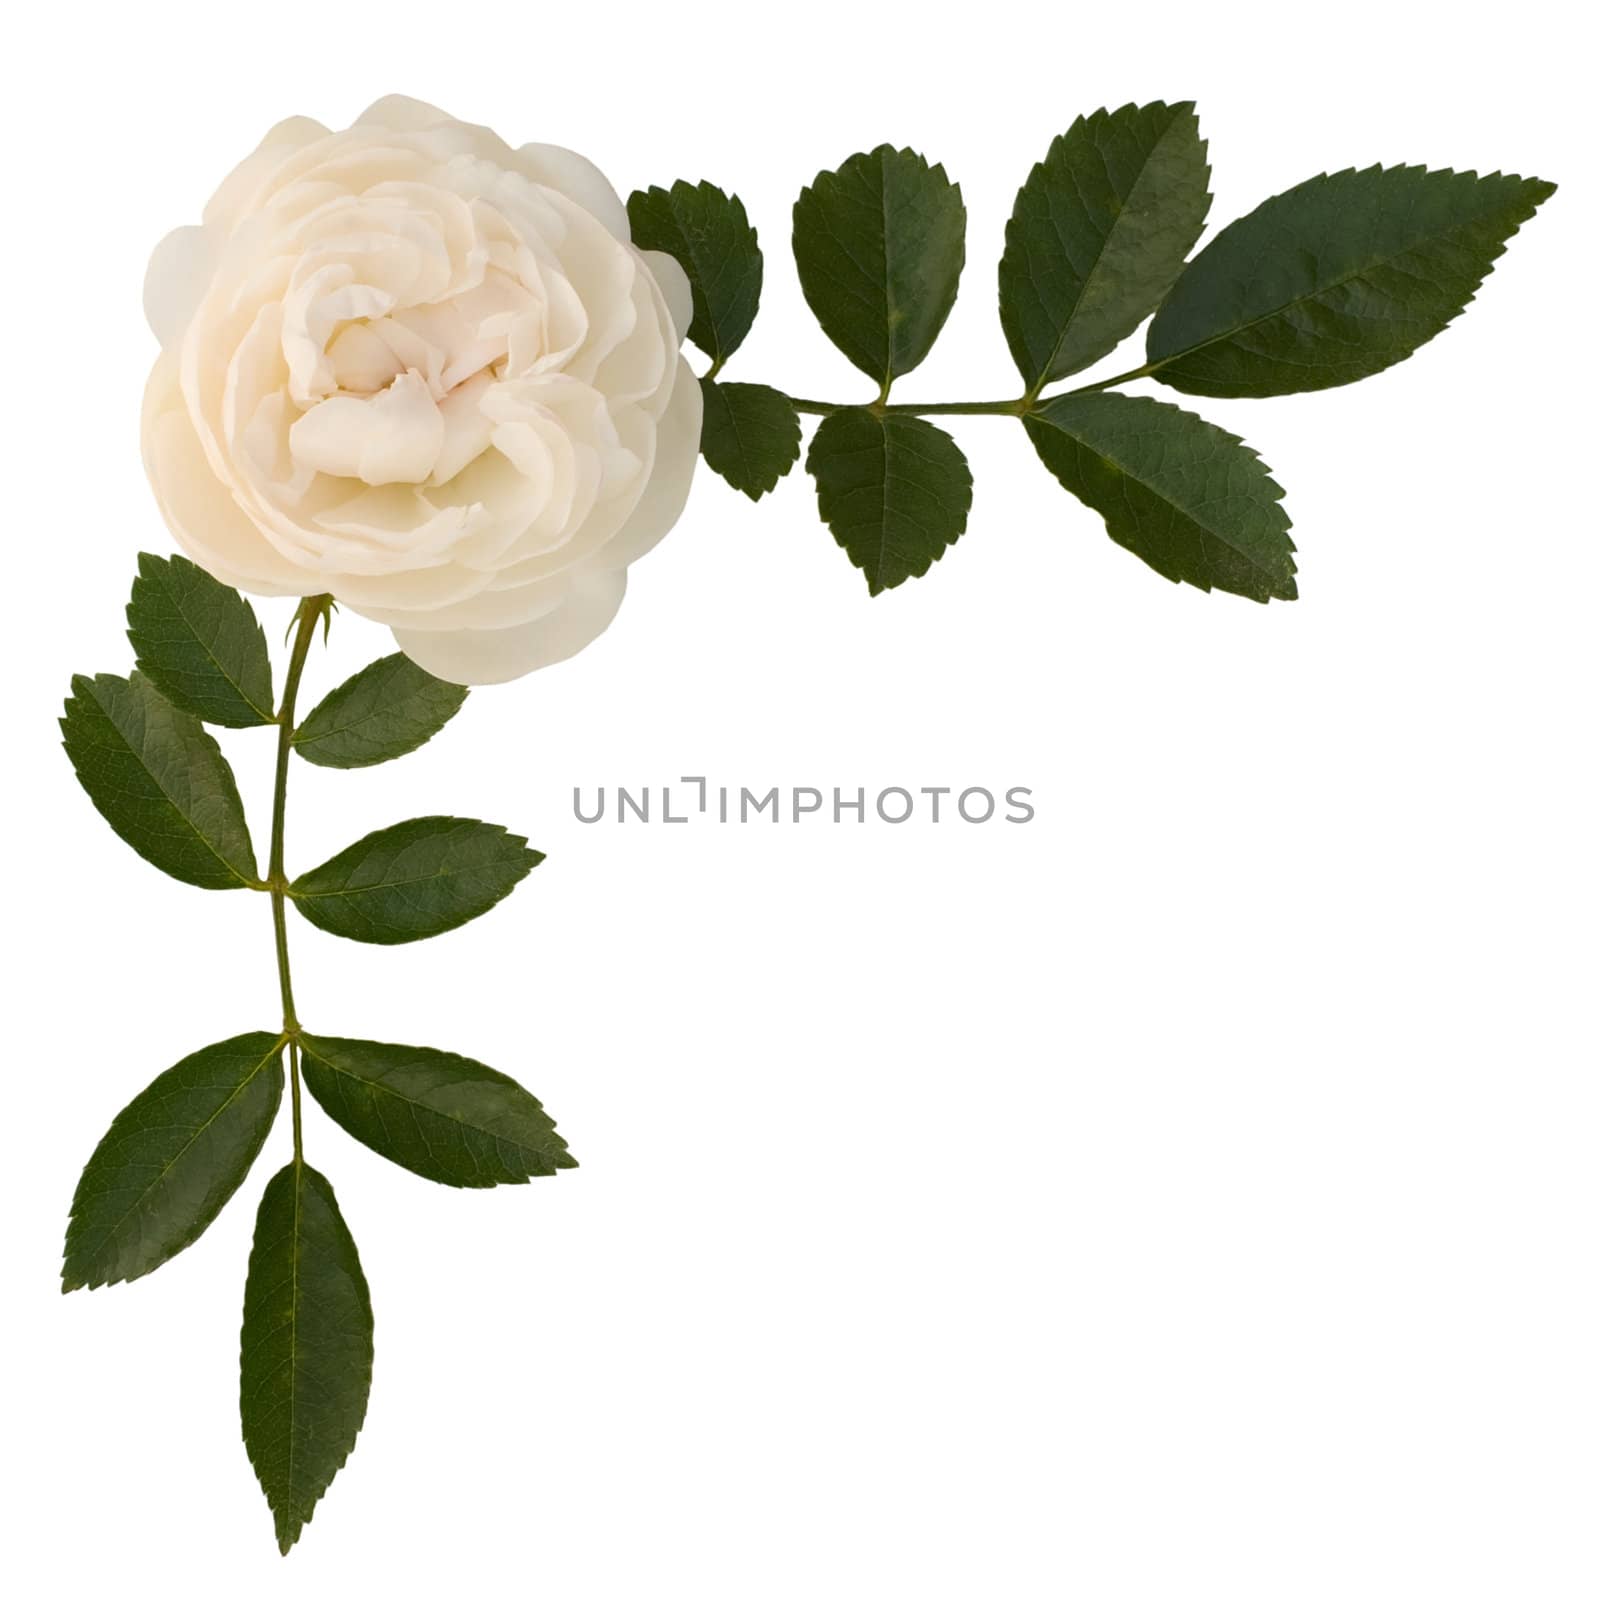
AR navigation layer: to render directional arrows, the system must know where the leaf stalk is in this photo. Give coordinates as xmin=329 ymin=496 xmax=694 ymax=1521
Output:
xmin=780 ymin=364 xmax=1152 ymax=419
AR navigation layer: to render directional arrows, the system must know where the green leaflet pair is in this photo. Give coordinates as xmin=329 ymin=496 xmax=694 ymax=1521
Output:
xmin=629 ymin=101 xmax=1554 ymax=600
xmin=60 ymin=553 xmax=571 ymax=1553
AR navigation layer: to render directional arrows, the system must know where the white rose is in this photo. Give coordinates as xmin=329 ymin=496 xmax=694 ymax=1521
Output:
xmin=141 ymin=95 xmax=701 ymax=685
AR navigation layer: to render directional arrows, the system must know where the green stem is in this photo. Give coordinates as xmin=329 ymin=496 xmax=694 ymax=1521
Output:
xmin=788 ymin=396 xmax=1029 ymax=417
xmin=270 ymin=596 xmax=329 ymax=1163
xmin=288 ymin=1038 xmax=303 ymax=1163
xmin=1057 ymin=361 xmax=1158 ymax=397
xmin=782 ymin=365 xmax=1156 ymax=420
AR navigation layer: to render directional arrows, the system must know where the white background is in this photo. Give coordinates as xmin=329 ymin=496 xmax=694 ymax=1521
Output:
xmin=3 ymin=2 xmax=1593 ymax=1594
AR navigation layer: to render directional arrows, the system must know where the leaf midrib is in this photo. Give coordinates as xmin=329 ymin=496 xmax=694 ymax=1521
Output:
xmin=293 ymin=855 xmax=522 ymax=900
xmin=716 ymin=385 xmax=758 ymax=482
xmin=294 ymin=697 xmax=395 ymax=751
xmin=284 ymin=1162 xmax=304 ymax=1540
xmin=664 ymin=189 xmax=745 ymax=366
xmin=876 ymin=150 xmax=897 ymax=385
xmin=294 ymin=669 xmax=437 ymax=754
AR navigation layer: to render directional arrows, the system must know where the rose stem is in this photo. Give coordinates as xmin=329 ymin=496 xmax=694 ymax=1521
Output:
xmin=270 ymin=595 xmax=331 ymax=1166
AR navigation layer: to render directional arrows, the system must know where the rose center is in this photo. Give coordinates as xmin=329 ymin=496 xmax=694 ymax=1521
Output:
xmin=287 ymin=298 xmax=519 ymax=489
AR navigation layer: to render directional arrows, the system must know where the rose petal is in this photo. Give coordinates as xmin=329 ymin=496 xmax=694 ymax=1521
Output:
xmin=144 ymin=226 xmax=217 ymax=347
xmin=599 ymin=355 xmax=702 ymax=569
xmin=352 ymin=95 xmax=456 ymax=133
xmin=203 ymin=115 xmax=329 ymax=230
xmin=142 ymin=354 xmax=318 ymax=594
xmin=429 ymin=371 xmax=498 ymax=485
xmin=289 ymin=371 xmax=445 ymax=486
xmin=392 ymin=569 xmax=627 ymax=685
xmin=639 ymin=249 xmax=693 ymax=343
xmin=516 ymin=142 xmax=630 ymax=240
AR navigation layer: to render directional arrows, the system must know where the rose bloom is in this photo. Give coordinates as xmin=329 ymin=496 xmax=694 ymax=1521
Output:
xmin=142 ymin=96 xmax=700 ymax=684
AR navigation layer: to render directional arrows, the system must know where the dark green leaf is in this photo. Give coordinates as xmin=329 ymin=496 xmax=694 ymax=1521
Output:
xmin=1025 ymin=392 xmax=1295 ymax=602
xmin=1000 ymin=102 xmax=1211 ymax=389
xmin=806 ymin=410 xmax=972 ymax=594
xmin=793 ymin=147 xmax=966 ymax=386
xmin=290 ymin=816 xmax=541 ymax=944
xmin=241 ymin=1162 xmax=372 ymax=1555
xmin=1147 ymin=164 xmax=1556 ymax=397
xmin=626 ymin=181 xmax=763 ymax=365
xmin=699 ymin=379 xmax=802 ymax=499
xmin=62 ymin=1033 xmax=283 ymax=1291
xmin=61 ymin=671 xmax=260 ymax=889
xmin=125 ymin=552 xmax=275 ymax=727
xmin=300 ymin=1035 xmax=575 ymax=1187
xmin=292 ymin=654 xmax=467 ymax=769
